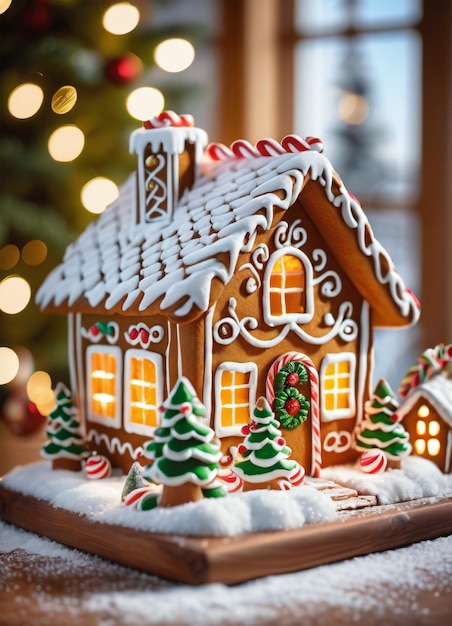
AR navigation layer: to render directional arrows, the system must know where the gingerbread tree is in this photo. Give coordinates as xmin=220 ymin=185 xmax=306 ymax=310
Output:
xmin=41 ymin=383 xmax=88 ymax=471
xmin=355 ymin=378 xmax=412 ymax=469
xmin=142 ymin=377 xmax=224 ymax=507
xmin=233 ymin=397 xmax=305 ymax=490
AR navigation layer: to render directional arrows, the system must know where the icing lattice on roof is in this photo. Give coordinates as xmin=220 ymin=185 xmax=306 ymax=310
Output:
xmin=36 ymin=150 xmax=420 ymax=325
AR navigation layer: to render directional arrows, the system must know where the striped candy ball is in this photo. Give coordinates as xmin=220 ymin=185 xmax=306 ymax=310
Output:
xmin=360 ymin=449 xmax=387 ymax=474
xmin=85 ymin=454 xmax=111 ymax=480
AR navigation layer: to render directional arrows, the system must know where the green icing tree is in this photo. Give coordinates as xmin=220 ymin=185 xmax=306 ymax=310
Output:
xmin=355 ymin=378 xmax=412 ymax=466
xmin=142 ymin=377 xmax=224 ymax=507
xmin=233 ymin=397 xmax=304 ymax=490
xmin=41 ymin=382 xmax=88 ymax=471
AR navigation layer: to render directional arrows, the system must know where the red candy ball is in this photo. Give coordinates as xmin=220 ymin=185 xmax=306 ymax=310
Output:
xmin=241 ymin=424 xmax=250 ymax=435
xmin=129 ymin=327 xmax=139 ymax=340
xmin=286 ymin=373 xmax=299 ymax=387
xmin=90 ymin=324 xmax=100 ymax=336
xmin=285 ymin=398 xmax=301 ymax=416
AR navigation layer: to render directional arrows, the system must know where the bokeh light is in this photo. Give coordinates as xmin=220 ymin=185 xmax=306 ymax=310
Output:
xmin=51 ymin=85 xmax=78 ymax=114
xmin=0 ymin=347 xmax=19 ymax=385
xmin=8 ymin=83 xmax=44 ymax=119
xmin=0 ymin=275 xmax=31 ymax=314
xmin=48 ymin=125 xmax=85 ymax=162
xmin=103 ymin=2 xmax=140 ymax=35
xmin=81 ymin=177 xmax=119 ymax=214
xmin=154 ymin=38 xmax=195 ymax=73
xmin=0 ymin=0 xmax=13 ymax=15
xmin=338 ymin=92 xmax=369 ymax=125
xmin=0 ymin=244 xmax=20 ymax=270
xmin=27 ymin=370 xmax=55 ymax=415
xmin=126 ymin=87 xmax=164 ymax=121
xmin=22 ymin=240 xmax=48 ymax=265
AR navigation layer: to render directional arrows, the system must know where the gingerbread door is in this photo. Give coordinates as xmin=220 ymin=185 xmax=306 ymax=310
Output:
xmin=266 ymin=352 xmax=321 ymax=477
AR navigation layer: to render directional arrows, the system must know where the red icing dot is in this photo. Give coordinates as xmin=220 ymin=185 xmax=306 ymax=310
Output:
xmin=277 ymin=437 xmax=286 ymax=446
xmin=286 ymin=373 xmax=299 ymax=387
xmin=180 ymin=403 xmax=191 ymax=414
xmin=90 ymin=324 xmax=100 ymax=336
xmin=241 ymin=424 xmax=250 ymax=435
xmin=285 ymin=398 xmax=301 ymax=416
xmin=140 ymin=329 xmax=150 ymax=343
xmin=238 ymin=444 xmax=247 ymax=455
xmin=129 ymin=328 xmax=139 ymax=340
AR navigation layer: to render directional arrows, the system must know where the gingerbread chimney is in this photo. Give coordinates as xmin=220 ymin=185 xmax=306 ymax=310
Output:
xmin=129 ymin=111 xmax=207 ymax=226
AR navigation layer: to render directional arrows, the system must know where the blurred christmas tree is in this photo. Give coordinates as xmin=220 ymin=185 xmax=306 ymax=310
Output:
xmin=0 ymin=0 xmax=205 ymax=424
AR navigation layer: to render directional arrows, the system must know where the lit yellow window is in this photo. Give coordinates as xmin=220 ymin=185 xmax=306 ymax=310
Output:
xmin=269 ymin=254 xmax=305 ymax=317
xmin=320 ymin=354 xmax=356 ymax=421
xmin=124 ymin=350 xmax=162 ymax=435
xmin=413 ymin=412 xmax=442 ymax=460
xmin=90 ymin=350 xmax=117 ymax=418
xmin=128 ymin=356 xmax=158 ymax=427
xmin=214 ymin=363 xmax=257 ymax=436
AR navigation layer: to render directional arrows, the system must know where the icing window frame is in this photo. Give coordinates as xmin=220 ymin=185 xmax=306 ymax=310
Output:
xmin=86 ymin=344 xmax=122 ymax=429
xmin=263 ymin=247 xmax=314 ymax=327
xmin=320 ymin=352 xmax=356 ymax=421
xmin=214 ymin=361 xmax=257 ymax=437
xmin=123 ymin=349 xmax=163 ymax=436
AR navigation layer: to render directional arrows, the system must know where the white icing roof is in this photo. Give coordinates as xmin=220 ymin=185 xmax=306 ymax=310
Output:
xmin=397 ymin=375 xmax=452 ymax=428
xmin=36 ymin=149 xmax=420 ymax=325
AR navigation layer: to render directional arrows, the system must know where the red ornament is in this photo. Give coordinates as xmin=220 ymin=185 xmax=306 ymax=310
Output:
xmin=129 ymin=327 xmax=139 ymax=340
xmin=105 ymin=53 xmax=142 ymax=86
xmin=90 ymin=324 xmax=100 ymax=337
xmin=285 ymin=398 xmax=301 ymax=416
xmin=238 ymin=444 xmax=247 ymax=455
xmin=241 ymin=424 xmax=250 ymax=435
xmin=2 ymin=391 xmax=46 ymax=437
xmin=180 ymin=403 xmax=191 ymax=415
xmin=277 ymin=437 xmax=286 ymax=446
xmin=286 ymin=373 xmax=299 ymax=387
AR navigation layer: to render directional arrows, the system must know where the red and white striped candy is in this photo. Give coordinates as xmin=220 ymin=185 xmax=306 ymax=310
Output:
xmin=85 ymin=454 xmax=111 ymax=480
xmin=124 ymin=485 xmax=152 ymax=507
xmin=289 ymin=464 xmax=305 ymax=487
xmin=143 ymin=111 xmax=194 ymax=129
xmin=360 ymin=449 xmax=387 ymax=474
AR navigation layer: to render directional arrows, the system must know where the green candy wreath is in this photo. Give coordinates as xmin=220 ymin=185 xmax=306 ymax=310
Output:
xmin=273 ymin=361 xmax=310 ymax=430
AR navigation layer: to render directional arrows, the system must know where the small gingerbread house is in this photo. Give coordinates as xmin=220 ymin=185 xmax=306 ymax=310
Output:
xmin=397 ymin=375 xmax=452 ymax=473
xmin=36 ymin=112 xmax=420 ymax=475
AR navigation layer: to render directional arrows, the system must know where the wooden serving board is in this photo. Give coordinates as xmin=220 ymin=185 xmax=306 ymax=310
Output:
xmin=1 ymin=484 xmax=452 ymax=585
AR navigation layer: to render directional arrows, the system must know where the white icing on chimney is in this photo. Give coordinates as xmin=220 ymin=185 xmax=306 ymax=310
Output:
xmin=129 ymin=111 xmax=207 ymax=227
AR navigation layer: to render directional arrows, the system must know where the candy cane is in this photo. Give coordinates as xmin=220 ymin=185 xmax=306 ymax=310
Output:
xmin=206 ymin=134 xmax=324 ymax=161
xmin=143 ymin=111 xmax=194 ymax=129
xmin=399 ymin=343 xmax=452 ymax=398
xmin=266 ymin=352 xmax=322 ymax=477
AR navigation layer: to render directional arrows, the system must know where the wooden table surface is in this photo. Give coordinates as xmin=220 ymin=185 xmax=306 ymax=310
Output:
xmin=1 ymin=520 xmax=452 ymax=626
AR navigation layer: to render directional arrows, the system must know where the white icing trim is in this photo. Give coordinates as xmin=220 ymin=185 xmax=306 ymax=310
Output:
xmin=123 ymin=348 xmax=163 ymax=437
xmin=85 ymin=345 xmax=122 ymax=429
xmin=320 ymin=352 xmax=357 ymax=422
xmin=356 ymin=300 xmax=370 ymax=427
xmin=87 ymin=429 xmax=139 ymax=460
xmin=214 ymin=362 xmax=258 ymax=437
xmin=322 ymin=430 xmax=352 ymax=453
xmin=75 ymin=313 xmax=86 ymax=437
xmin=202 ymin=306 xmax=215 ymax=421
xmin=446 ymin=429 xmax=452 ymax=474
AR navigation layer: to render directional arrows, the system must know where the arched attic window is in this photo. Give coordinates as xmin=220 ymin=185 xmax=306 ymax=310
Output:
xmin=263 ymin=247 xmax=313 ymax=326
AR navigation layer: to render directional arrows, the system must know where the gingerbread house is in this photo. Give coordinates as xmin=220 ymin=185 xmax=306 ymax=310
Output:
xmin=36 ymin=112 xmax=420 ymax=476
